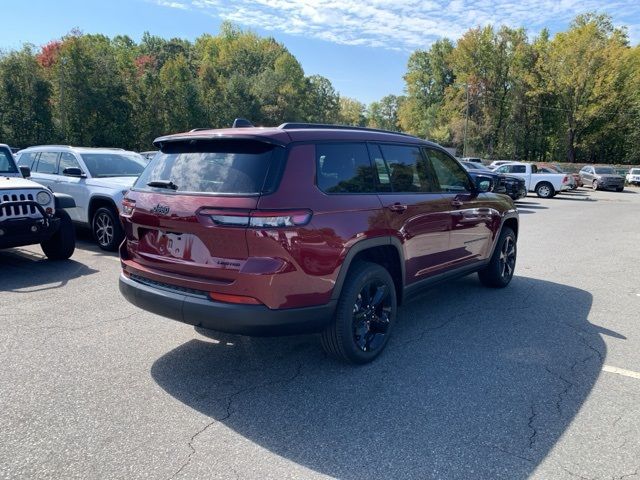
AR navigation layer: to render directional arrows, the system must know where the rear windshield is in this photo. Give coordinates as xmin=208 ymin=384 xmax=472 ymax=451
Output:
xmin=0 ymin=148 xmax=18 ymax=173
xmin=81 ymin=153 xmax=145 ymax=178
xmin=134 ymin=140 xmax=282 ymax=195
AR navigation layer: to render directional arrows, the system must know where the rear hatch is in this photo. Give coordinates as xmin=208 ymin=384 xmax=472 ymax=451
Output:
xmin=121 ymin=138 xmax=286 ymax=287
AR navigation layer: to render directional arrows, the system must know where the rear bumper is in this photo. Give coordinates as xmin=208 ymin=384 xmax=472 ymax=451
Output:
xmin=119 ymin=273 xmax=336 ymax=336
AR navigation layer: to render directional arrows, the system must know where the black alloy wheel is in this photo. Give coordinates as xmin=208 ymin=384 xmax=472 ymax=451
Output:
xmin=478 ymin=226 xmax=517 ymax=288
xmin=352 ymin=280 xmax=393 ymax=353
xmin=321 ymin=261 xmax=397 ymax=364
xmin=498 ymin=235 xmax=516 ymax=283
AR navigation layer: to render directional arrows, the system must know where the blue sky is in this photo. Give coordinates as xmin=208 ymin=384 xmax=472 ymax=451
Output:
xmin=2 ymin=0 xmax=639 ymax=104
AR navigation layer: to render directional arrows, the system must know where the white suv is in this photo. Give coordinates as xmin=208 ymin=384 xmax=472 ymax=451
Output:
xmin=15 ymin=146 xmax=146 ymax=251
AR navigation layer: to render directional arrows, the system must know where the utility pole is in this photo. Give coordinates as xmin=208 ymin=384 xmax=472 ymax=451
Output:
xmin=463 ymin=82 xmax=469 ymax=158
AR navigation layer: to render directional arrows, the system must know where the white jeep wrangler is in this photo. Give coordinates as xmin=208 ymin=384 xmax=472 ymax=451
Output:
xmin=0 ymin=144 xmax=75 ymax=260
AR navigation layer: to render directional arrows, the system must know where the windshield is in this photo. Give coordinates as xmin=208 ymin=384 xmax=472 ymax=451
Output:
xmin=81 ymin=152 xmax=145 ymax=178
xmin=134 ymin=140 xmax=281 ymax=195
xmin=594 ymin=167 xmax=615 ymax=175
xmin=0 ymin=148 xmax=18 ymax=174
xmin=630 ymin=169 xmax=640 ymax=175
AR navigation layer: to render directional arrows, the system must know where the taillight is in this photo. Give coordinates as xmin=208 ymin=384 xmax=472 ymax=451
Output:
xmin=562 ymin=175 xmax=569 ymax=184
xmin=122 ymin=198 xmax=135 ymax=216
xmin=200 ymin=209 xmax=312 ymax=228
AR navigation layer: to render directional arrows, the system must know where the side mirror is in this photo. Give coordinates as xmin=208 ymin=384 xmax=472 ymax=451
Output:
xmin=63 ymin=167 xmax=85 ymax=177
xmin=19 ymin=166 xmax=31 ymax=178
xmin=474 ymin=175 xmax=494 ymax=193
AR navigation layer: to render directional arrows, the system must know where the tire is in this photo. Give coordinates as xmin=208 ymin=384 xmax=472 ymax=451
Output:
xmin=592 ymin=180 xmax=599 ymax=190
xmin=92 ymin=206 xmax=123 ymax=251
xmin=321 ymin=261 xmax=397 ymax=364
xmin=535 ymin=182 xmax=554 ymax=199
xmin=616 ymin=186 xmax=624 ymax=192
xmin=41 ymin=210 xmax=76 ymax=260
xmin=478 ymin=227 xmax=517 ymax=288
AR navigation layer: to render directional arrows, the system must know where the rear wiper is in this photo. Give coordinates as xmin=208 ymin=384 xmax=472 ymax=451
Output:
xmin=147 ymin=180 xmax=178 ymax=190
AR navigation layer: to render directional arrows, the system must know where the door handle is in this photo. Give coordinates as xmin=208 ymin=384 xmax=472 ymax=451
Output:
xmin=387 ymin=203 xmax=408 ymax=213
xmin=451 ymin=200 xmax=464 ymax=208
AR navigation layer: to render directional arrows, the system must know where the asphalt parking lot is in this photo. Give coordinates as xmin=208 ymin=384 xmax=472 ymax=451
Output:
xmin=1 ymin=187 xmax=640 ymax=480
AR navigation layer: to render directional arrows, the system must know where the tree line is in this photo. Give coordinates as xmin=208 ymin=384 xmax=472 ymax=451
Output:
xmin=0 ymin=15 xmax=638 ymax=163
xmin=398 ymin=13 xmax=640 ymax=164
xmin=0 ymin=23 xmax=350 ymax=151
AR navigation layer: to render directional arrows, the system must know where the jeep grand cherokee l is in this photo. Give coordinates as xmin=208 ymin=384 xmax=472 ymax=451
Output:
xmin=119 ymin=122 xmax=519 ymax=364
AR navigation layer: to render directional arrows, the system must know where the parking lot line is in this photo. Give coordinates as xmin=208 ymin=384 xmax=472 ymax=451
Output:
xmin=602 ymin=365 xmax=640 ymax=380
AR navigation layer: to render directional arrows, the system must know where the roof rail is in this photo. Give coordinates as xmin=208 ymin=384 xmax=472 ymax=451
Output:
xmin=22 ymin=145 xmax=129 ymax=151
xmin=26 ymin=145 xmax=74 ymax=149
xmin=189 ymin=128 xmax=211 ymax=132
xmin=278 ymin=123 xmax=415 ymax=137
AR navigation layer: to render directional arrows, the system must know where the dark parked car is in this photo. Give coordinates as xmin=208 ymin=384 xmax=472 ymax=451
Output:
xmin=119 ymin=122 xmax=519 ymax=364
xmin=579 ymin=165 xmax=625 ymax=191
xmin=461 ymin=161 xmax=527 ymax=201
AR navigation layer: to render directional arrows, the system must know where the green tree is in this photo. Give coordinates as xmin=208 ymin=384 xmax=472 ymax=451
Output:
xmin=303 ymin=75 xmax=340 ymax=123
xmin=367 ymin=95 xmax=405 ymax=131
xmin=0 ymin=46 xmax=54 ymax=147
xmin=338 ymin=97 xmax=366 ymax=126
xmin=399 ymin=39 xmax=454 ymax=139
xmin=51 ymin=33 xmax=134 ymax=147
xmin=159 ymin=54 xmax=202 ymax=132
xmin=543 ymin=13 xmax=630 ymax=162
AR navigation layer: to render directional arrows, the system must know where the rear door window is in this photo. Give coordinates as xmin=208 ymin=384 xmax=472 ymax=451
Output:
xmin=135 ymin=140 xmax=282 ymax=195
xmin=35 ymin=152 xmax=59 ymax=174
xmin=316 ymin=143 xmax=376 ymax=194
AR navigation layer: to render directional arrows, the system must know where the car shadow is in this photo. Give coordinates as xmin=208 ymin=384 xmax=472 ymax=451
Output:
xmin=561 ymin=189 xmax=589 ymax=194
xmin=74 ymin=226 xmax=119 ymax=257
xmin=0 ymin=248 xmax=98 ymax=292
xmin=151 ymin=275 xmax=606 ymax=479
xmin=514 ymin=200 xmax=548 ymax=214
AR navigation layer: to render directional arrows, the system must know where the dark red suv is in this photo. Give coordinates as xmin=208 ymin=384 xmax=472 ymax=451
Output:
xmin=119 ymin=122 xmax=518 ymax=363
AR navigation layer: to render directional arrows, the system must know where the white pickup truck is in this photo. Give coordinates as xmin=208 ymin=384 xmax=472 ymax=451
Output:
xmin=494 ymin=162 xmax=572 ymax=198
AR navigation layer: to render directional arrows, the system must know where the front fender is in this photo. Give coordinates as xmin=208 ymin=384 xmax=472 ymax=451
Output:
xmin=54 ymin=193 xmax=76 ymax=210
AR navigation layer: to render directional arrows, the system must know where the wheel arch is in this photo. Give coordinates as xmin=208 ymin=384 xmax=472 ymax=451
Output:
xmin=534 ymin=180 xmax=554 ymax=191
xmin=502 ymin=216 xmax=519 ymax=239
xmin=331 ymin=237 xmax=406 ymax=305
xmin=88 ymin=195 xmax=119 ymax=223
